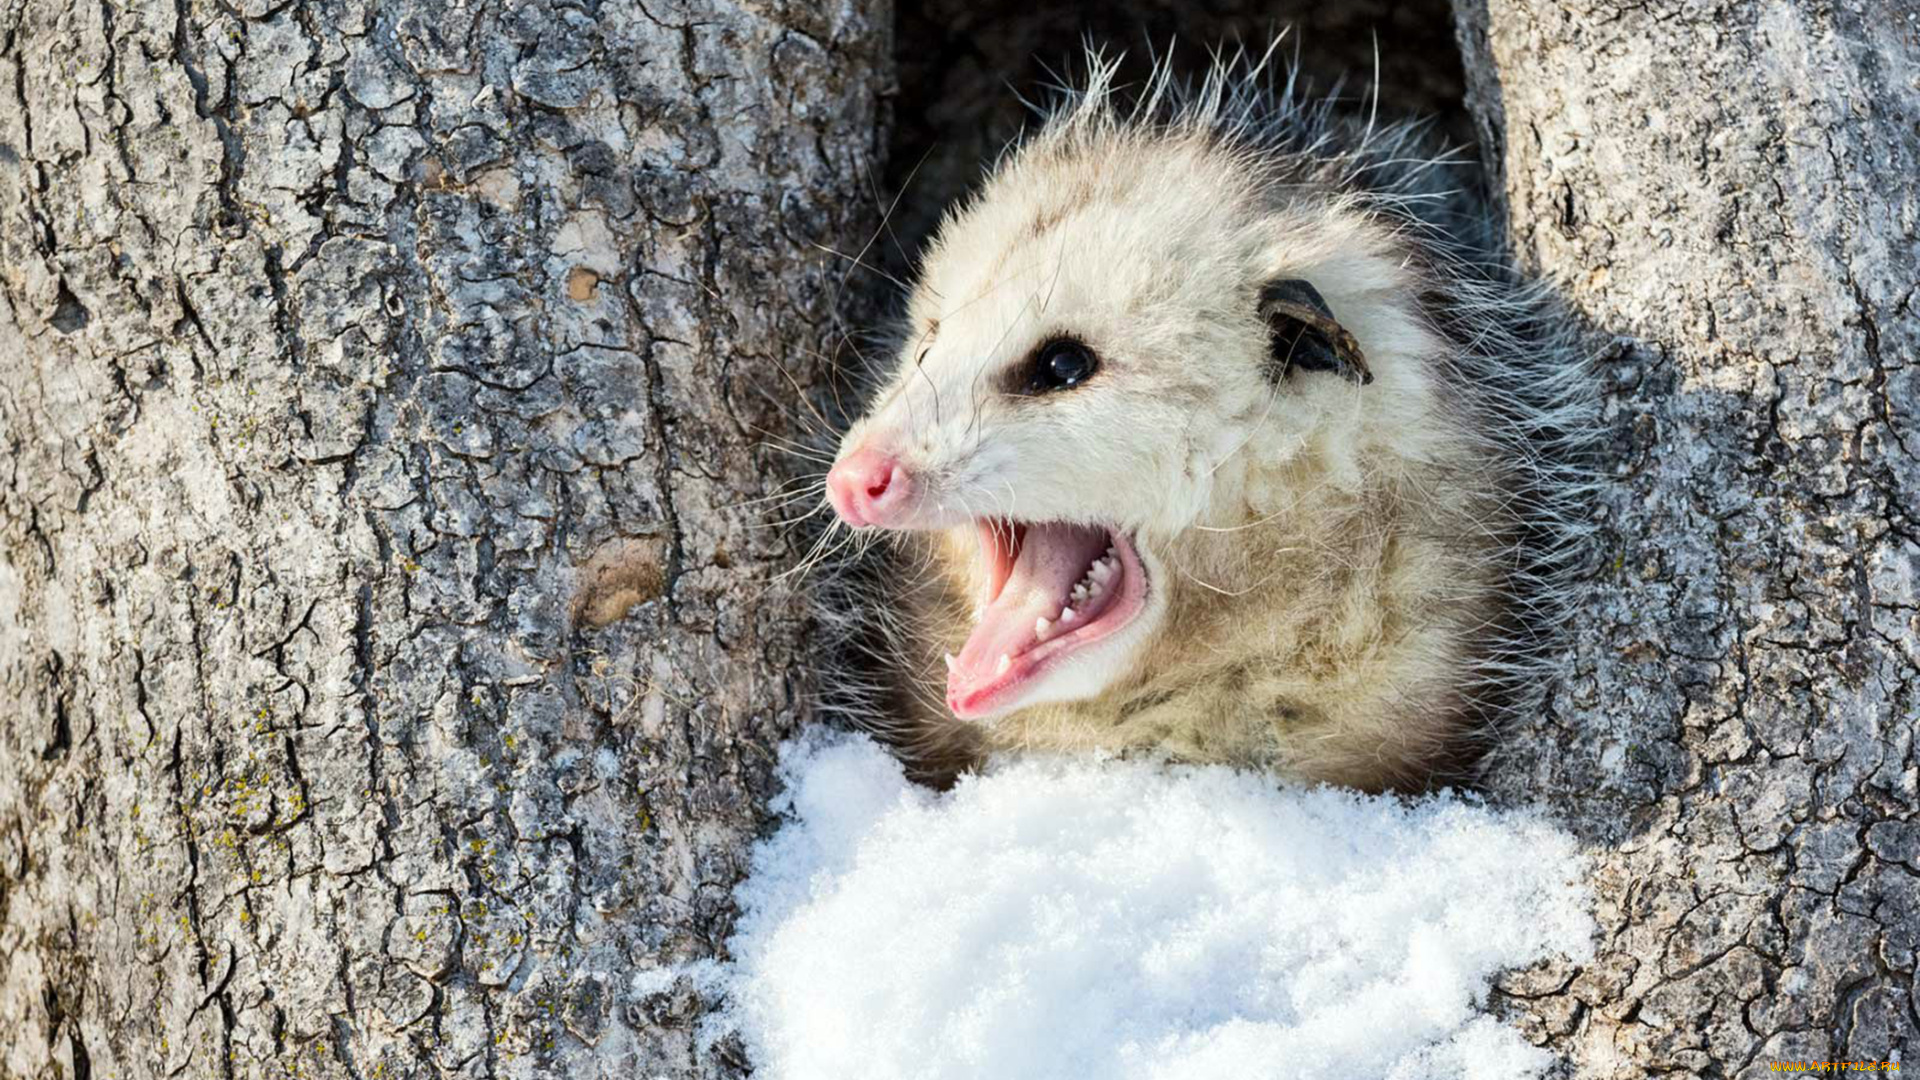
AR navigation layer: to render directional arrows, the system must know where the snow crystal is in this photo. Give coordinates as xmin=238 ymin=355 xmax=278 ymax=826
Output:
xmin=696 ymin=730 xmax=1592 ymax=1080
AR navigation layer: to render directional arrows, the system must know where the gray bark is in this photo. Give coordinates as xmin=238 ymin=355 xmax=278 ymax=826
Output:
xmin=1455 ymin=0 xmax=1920 ymax=1075
xmin=0 ymin=0 xmax=885 ymax=1077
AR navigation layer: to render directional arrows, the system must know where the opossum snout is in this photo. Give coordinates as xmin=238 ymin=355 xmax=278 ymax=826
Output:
xmin=827 ymin=446 xmax=914 ymax=528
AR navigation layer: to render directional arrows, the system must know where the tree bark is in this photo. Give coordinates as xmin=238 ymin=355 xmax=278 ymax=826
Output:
xmin=0 ymin=0 xmax=886 ymax=1076
xmin=1454 ymin=1 xmax=1920 ymax=1075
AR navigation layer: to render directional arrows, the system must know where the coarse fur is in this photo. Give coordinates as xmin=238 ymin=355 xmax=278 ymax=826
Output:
xmin=804 ymin=44 xmax=1597 ymax=793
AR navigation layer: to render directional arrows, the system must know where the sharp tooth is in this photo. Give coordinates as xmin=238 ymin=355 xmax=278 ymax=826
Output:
xmin=1091 ymin=562 xmax=1111 ymax=582
xmin=995 ymin=654 xmax=1011 ymax=675
xmin=1105 ymin=546 xmax=1116 ymax=558
xmin=1061 ymin=606 xmax=1075 ymax=622
xmin=944 ymin=653 xmax=957 ymax=673
xmin=1035 ymin=616 xmax=1051 ymax=637
xmin=1072 ymin=585 xmax=1088 ymax=602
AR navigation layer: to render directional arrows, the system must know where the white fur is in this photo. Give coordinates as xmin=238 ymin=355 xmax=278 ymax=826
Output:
xmin=818 ymin=45 xmax=1598 ymax=790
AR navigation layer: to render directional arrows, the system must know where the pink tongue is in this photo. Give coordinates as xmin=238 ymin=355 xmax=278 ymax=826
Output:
xmin=950 ymin=522 xmax=1110 ymax=693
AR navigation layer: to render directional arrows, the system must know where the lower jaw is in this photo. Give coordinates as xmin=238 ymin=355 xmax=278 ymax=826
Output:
xmin=946 ymin=654 xmax=1090 ymax=721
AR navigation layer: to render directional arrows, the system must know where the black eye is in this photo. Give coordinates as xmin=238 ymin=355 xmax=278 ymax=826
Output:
xmin=1025 ymin=338 xmax=1099 ymax=394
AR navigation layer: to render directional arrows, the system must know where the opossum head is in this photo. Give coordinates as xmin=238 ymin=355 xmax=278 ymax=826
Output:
xmin=826 ymin=117 xmax=1452 ymax=722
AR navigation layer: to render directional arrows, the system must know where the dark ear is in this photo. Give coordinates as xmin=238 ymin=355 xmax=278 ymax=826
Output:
xmin=1258 ymin=279 xmax=1373 ymax=386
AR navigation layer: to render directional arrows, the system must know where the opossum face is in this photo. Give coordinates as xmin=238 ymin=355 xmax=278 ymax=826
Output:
xmin=827 ymin=136 xmax=1429 ymax=721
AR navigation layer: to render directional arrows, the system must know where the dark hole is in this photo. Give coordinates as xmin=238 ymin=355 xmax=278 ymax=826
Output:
xmin=49 ymin=281 xmax=90 ymax=335
xmin=883 ymin=0 xmax=1472 ymax=271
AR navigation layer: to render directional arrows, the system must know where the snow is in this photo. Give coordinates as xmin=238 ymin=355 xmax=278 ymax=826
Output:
xmin=655 ymin=730 xmax=1593 ymax=1080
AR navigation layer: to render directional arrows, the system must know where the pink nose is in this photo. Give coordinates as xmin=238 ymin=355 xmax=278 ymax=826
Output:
xmin=827 ymin=447 xmax=912 ymax=527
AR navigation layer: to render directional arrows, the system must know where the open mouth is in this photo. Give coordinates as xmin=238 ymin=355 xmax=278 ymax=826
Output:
xmin=945 ymin=520 xmax=1150 ymax=719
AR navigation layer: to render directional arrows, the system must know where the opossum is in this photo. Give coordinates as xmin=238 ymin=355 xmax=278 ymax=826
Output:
xmin=815 ymin=49 xmax=1595 ymax=792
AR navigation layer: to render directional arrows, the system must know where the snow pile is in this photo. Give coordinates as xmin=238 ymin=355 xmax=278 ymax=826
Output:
xmin=677 ymin=731 xmax=1592 ymax=1080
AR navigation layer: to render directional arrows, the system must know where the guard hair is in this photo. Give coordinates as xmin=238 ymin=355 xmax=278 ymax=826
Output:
xmin=798 ymin=40 xmax=1600 ymax=792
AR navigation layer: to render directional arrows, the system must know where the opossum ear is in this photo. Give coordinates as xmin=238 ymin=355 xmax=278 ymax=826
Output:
xmin=1258 ymin=279 xmax=1373 ymax=386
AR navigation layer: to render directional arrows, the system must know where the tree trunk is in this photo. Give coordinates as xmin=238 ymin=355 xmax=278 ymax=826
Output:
xmin=1454 ymin=1 xmax=1920 ymax=1075
xmin=0 ymin=0 xmax=886 ymax=1076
